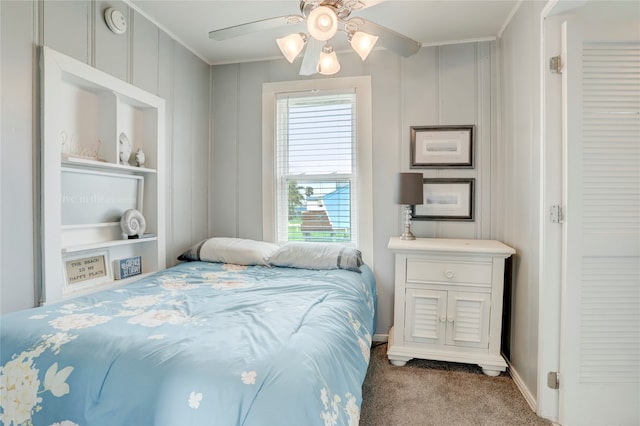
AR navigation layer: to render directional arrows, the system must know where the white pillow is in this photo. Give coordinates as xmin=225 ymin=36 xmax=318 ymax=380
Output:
xmin=177 ymin=237 xmax=279 ymax=266
xmin=268 ymin=242 xmax=363 ymax=272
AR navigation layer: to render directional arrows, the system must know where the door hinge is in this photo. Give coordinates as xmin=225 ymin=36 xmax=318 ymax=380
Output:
xmin=550 ymin=55 xmax=562 ymax=74
xmin=550 ymin=205 xmax=564 ymax=223
xmin=547 ymin=371 xmax=560 ymax=389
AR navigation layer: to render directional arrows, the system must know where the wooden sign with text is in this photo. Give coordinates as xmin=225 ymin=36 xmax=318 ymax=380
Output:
xmin=65 ymin=255 xmax=107 ymax=285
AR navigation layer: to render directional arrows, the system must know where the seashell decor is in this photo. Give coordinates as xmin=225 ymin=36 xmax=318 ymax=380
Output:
xmin=120 ymin=208 xmax=146 ymax=238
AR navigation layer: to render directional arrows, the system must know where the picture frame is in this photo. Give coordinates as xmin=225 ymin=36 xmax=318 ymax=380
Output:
xmin=412 ymin=178 xmax=475 ymax=221
xmin=63 ymin=249 xmax=112 ymax=293
xmin=410 ymin=125 xmax=475 ymax=168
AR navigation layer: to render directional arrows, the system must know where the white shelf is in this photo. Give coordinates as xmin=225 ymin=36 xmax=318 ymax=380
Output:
xmin=62 ymin=156 xmax=157 ymax=174
xmin=49 ymin=272 xmax=156 ymax=304
xmin=62 ymin=236 xmax=158 ymax=254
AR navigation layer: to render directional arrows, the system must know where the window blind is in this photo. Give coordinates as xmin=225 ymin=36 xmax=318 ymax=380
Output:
xmin=275 ymin=90 xmax=358 ymax=244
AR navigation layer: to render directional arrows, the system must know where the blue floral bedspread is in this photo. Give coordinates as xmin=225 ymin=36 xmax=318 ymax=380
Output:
xmin=0 ymin=261 xmax=376 ymax=426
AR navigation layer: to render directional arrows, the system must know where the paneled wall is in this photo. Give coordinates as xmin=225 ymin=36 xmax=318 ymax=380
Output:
xmin=211 ymin=42 xmax=498 ymax=342
xmin=0 ymin=0 xmax=210 ymax=314
xmin=498 ymin=0 xmax=544 ymax=409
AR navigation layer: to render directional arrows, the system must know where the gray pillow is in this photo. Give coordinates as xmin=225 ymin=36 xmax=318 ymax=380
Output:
xmin=178 ymin=237 xmax=279 ymax=266
xmin=269 ymin=242 xmax=363 ymax=272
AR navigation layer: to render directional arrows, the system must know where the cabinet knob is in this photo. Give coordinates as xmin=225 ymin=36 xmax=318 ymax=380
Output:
xmin=439 ymin=316 xmax=446 ymax=322
xmin=447 ymin=316 xmax=455 ymax=323
xmin=444 ymin=270 xmax=455 ymax=279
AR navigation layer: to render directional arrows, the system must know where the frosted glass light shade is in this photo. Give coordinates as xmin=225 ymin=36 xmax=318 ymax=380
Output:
xmin=349 ymin=31 xmax=379 ymax=61
xmin=276 ymin=33 xmax=307 ymax=63
xmin=317 ymin=45 xmax=341 ymax=75
xmin=307 ymin=6 xmax=338 ymax=41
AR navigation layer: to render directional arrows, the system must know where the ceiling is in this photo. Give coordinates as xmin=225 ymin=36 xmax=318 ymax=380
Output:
xmin=128 ymin=0 xmax=520 ymax=66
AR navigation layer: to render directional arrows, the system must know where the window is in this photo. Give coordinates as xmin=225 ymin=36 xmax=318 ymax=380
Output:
xmin=262 ymin=77 xmax=372 ymax=264
xmin=276 ymin=91 xmax=355 ymax=243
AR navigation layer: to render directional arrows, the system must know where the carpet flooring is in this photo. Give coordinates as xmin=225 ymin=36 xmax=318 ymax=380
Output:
xmin=359 ymin=343 xmax=552 ymax=426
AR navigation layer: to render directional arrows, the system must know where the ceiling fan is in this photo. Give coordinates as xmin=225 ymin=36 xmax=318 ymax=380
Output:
xmin=208 ymin=0 xmax=421 ymax=76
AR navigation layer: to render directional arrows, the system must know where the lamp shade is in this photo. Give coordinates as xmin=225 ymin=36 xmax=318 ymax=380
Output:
xmin=349 ymin=31 xmax=379 ymax=61
xmin=317 ymin=45 xmax=341 ymax=75
xmin=307 ymin=6 xmax=338 ymax=41
xmin=395 ymin=173 xmax=424 ymax=205
xmin=276 ymin=33 xmax=307 ymax=63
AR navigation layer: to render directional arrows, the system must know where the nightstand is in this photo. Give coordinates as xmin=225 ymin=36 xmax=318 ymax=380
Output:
xmin=387 ymin=237 xmax=515 ymax=376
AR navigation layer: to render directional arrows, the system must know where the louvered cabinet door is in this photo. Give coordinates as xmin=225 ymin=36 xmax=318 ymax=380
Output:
xmin=404 ymin=288 xmax=447 ymax=345
xmin=446 ymin=291 xmax=491 ymax=349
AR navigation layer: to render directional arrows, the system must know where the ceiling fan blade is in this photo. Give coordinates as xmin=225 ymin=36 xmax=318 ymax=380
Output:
xmin=353 ymin=0 xmax=386 ymax=12
xmin=209 ymin=15 xmax=303 ymax=41
xmin=355 ymin=18 xmax=421 ymax=57
xmin=299 ymin=38 xmax=323 ymax=76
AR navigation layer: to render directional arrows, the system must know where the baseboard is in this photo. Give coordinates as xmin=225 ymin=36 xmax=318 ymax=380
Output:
xmin=373 ymin=333 xmax=388 ymax=342
xmin=508 ymin=362 xmax=538 ymax=413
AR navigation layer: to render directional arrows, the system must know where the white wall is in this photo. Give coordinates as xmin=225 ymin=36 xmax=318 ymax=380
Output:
xmin=498 ymin=0 xmax=545 ymax=411
xmin=0 ymin=0 xmax=210 ymax=314
xmin=211 ymin=42 xmax=499 ymax=341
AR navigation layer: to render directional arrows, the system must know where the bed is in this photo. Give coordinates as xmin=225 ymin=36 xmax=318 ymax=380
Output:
xmin=0 ymin=239 xmax=376 ymax=426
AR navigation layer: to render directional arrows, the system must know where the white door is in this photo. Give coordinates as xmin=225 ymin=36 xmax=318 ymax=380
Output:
xmin=560 ymin=15 xmax=640 ymax=426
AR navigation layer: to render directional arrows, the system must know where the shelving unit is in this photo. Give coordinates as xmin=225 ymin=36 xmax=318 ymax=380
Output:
xmin=41 ymin=47 xmax=166 ymax=303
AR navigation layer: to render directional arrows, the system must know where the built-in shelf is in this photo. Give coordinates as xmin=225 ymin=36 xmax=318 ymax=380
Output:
xmin=41 ymin=46 xmax=166 ymax=304
xmin=62 ymin=156 xmax=157 ymax=174
xmin=62 ymin=236 xmax=158 ymax=254
xmin=63 ymin=272 xmax=156 ymax=299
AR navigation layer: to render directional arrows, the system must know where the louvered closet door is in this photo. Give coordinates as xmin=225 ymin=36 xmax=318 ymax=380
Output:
xmin=560 ymin=17 xmax=640 ymax=426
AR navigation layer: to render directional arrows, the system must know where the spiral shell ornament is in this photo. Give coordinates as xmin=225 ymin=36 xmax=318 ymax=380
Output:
xmin=120 ymin=208 xmax=146 ymax=238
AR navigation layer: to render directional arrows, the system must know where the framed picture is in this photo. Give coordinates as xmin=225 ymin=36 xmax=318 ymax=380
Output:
xmin=410 ymin=125 xmax=475 ymax=168
xmin=412 ymin=178 xmax=475 ymax=221
xmin=63 ymin=249 xmax=112 ymax=293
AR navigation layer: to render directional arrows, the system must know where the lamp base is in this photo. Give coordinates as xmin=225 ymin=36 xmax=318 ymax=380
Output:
xmin=400 ymin=205 xmax=416 ymax=240
xmin=400 ymin=231 xmax=416 ymax=240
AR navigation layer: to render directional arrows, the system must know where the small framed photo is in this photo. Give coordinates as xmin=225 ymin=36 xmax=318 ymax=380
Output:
xmin=412 ymin=178 xmax=475 ymax=221
xmin=63 ymin=249 xmax=112 ymax=293
xmin=410 ymin=125 xmax=475 ymax=168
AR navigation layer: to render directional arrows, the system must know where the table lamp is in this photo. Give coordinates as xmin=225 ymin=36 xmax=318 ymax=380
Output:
xmin=394 ymin=172 xmax=424 ymax=240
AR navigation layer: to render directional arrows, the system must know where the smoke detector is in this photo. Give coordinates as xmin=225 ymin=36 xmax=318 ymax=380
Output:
xmin=104 ymin=7 xmax=127 ymax=35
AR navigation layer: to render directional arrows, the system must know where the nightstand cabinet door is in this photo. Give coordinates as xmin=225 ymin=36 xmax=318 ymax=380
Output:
xmin=446 ymin=291 xmax=491 ymax=349
xmin=405 ymin=288 xmax=447 ymax=345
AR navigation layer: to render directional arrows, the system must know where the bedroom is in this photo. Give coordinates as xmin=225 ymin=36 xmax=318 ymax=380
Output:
xmin=1 ymin=1 xmax=638 ymax=425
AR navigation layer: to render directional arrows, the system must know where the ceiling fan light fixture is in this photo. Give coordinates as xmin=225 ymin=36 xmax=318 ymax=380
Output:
xmin=317 ymin=45 xmax=341 ymax=75
xmin=276 ymin=33 xmax=307 ymax=63
xmin=348 ymin=31 xmax=379 ymax=61
xmin=307 ymin=6 xmax=338 ymax=41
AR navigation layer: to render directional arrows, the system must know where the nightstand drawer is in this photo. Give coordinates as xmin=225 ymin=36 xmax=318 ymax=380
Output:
xmin=406 ymin=259 xmax=492 ymax=285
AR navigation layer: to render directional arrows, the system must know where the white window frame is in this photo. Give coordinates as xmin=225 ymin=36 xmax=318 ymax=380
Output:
xmin=262 ymin=76 xmax=373 ymax=267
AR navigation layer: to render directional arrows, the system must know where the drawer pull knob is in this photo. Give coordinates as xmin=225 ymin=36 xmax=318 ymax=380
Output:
xmin=439 ymin=316 xmax=446 ymax=322
xmin=444 ymin=270 xmax=455 ymax=279
xmin=448 ymin=316 xmax=455 ymax=323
